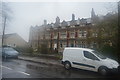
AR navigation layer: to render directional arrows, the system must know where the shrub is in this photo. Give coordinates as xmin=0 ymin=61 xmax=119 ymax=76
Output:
xmin=14 ymin=46 xmax=33 ymax=54
xmin=40 ymin=44 xmax=48 ymax=54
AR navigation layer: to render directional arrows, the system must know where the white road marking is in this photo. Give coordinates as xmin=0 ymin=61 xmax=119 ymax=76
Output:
xmin=18 ymin=71 xmax=30 ymax=76
xmin=2 ymin=66 xmax=30 ymax=76
xmin=2 ymin=66 xmax=13 ymax=70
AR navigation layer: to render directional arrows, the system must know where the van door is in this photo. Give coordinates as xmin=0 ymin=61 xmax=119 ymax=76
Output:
xmin=81 ymin=51 xmax=100 ymax=71
xmin=71 ymin=50 xmax=99 ymax=71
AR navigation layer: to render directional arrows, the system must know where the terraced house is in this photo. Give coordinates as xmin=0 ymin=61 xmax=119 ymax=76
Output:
xmin=29 ymin=9 xmax=103 ymax=53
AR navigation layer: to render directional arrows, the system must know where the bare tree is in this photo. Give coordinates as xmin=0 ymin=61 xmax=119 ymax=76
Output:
xmin=94 ymin=2 xmax=119 ymax=61
xmin=104 ymin=2 xmax=118 ymax=14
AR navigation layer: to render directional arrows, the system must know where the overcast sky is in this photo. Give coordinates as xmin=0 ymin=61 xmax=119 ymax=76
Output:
xmin=4 ymin=2 xmax=117 ymax=42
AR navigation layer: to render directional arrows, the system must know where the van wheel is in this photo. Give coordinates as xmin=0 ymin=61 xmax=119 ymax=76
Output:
xmin=64 ymin=62 xmax=71 ymax=70
xmin=98 ymin=67 xmax=108 ymax=76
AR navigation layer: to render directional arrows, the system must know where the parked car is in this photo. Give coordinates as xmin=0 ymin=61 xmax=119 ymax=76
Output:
xmin=1 ymin=47 xmax=19 ymax=59
xmin=61 ymin=47 xmax=120 ymax=75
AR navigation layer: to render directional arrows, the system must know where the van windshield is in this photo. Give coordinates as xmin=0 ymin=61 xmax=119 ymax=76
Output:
xmin=92 ymin=51 xmax=107 ymax=59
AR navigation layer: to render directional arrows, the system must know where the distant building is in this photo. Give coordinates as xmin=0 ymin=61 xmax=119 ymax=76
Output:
xmin=0 ymin=33 xmax=28 ymax=48
xmin=29 ymin=8 xmax=105 ymax=53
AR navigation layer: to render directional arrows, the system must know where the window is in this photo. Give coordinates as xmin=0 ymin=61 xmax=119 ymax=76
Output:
xmin=70 ymin=32 xmax=75 ymax=38
xmin=79 ymin=30 xmax=87 ymax=38
xmin=45 ymin=33 xmax=50 ymax=39
xmin=60 ymin=43 xmax=62 ymax=48
xmin=92 ymin=51 xmax=106 ymax=59
xmin=83 ymin=51 xmax=99 ymax=60
xmin=4 ymin=48 xmax=15 ymax=51
xmin=61 ymin=32 xmax=66 ymax=39
xmin=54 ymin=33 xmax=57 ymax=39
xmin=70 ymin=43 xmax=74 ymax=47
xmin=92 ymin=33 xmax=97 ymax=37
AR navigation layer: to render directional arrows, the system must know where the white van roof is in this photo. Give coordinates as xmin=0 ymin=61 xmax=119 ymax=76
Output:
xmin=64 ymin=47 xmax=94 ymax=52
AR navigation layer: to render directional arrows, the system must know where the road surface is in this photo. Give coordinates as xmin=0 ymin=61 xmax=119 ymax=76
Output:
xmin=2 ymin=59 xmax=120 ymax=78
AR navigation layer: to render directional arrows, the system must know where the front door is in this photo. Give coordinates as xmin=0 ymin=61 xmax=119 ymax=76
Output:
xmin=81 ymin=51 xmax=100 ymax=71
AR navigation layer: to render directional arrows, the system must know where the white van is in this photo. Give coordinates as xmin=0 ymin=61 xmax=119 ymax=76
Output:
xmin=62 ymin=47 xmax=120 ymax=75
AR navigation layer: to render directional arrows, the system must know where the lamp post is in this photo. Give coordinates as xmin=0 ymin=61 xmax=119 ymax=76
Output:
xmin=118 ymin=1 xmax=120 ymax=63
xmin=2 ymin=16 xmax=6 ymax=47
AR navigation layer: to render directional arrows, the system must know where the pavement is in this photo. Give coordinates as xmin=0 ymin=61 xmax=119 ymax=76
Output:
xmin=18 ymin=55 xmax=63 ymax=68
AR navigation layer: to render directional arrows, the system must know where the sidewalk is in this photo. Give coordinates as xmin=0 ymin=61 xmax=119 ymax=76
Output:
xmin=18 ymin=55 xmax=63 ymax=67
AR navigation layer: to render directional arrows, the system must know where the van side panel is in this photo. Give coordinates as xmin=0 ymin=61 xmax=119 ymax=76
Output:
xmin=71 ymin=50 xmax=85 ymax=69
xmin=62 ymin=49 xmax=83 ymax=67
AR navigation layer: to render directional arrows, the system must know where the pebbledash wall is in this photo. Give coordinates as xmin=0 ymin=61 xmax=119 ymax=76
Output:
xmin=29 ymin=9 xmax=107 ymax=53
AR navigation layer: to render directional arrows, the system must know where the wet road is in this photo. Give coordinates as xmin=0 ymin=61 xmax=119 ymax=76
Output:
xmin=2 ymin=59 xmax=120 ymax=78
